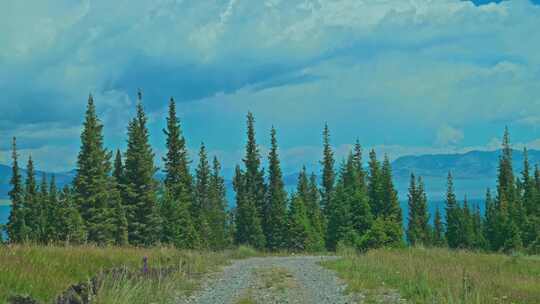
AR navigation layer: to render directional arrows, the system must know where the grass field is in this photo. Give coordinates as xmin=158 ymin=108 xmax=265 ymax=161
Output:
xmin=0 ymin=245 xmax=258 ymax=304
xmin=324 ymin=247 xmax=540 ymax=304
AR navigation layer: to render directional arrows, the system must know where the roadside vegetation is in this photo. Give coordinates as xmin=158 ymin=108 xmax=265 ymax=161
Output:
xmin=324 ymin=247 xmax=540 ymax=304
xmin=0 ymin=245 xmax=258 ymax=304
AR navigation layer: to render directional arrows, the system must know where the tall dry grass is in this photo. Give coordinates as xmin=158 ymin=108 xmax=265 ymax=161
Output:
xmin=324 ymin=247 xmax=540 ymax=304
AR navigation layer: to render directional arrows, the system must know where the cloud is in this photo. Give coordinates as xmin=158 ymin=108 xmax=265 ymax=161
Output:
xmin=2 ymin=0 xmax=540 ymax=171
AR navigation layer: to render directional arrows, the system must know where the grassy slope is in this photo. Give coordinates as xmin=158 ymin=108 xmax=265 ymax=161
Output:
xmin=324 ymin=247 xmax=540 ymax=304
xmin=0 ymin=245 xmax=257 ymax=304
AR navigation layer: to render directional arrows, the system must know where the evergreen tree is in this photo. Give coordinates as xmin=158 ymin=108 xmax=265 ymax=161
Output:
xmin=195 ymin=143 xmax=212 ymax=249
xmin=320 ymin=123 xmax=335 ymax=214
xmin=73 ymin=94 xmax=118 ymax=245
xmin=6 ymin=137 xmax=28 ymax=243
xmin=265 ymin=127 xmax=288 ymax=250
xmin=113 ymin=149 xmax=124 ymax=184
xmin=37 ymin=173 xmax=49 ymax=243
xmin=44 ymin=175 xmax=59 ymax=242
xmin=326 ymin=175 xmax=353 ymax=251
xmin=57 ymin=186 xmax=86 ymax=244
xmin=123 ymin=93 xmax=161 ymax=246
xmin=367 ymin=150 xmax=382 ymax=217
xmin=407 ymin=174 xmax=431 ymax=246
xmin=445 ymin=172 xmax=461 ymax=248
xmin=233 ymin=165 xmax=266 ymax=249
xmin=296 ymin=168 xmax=325 ymax=251
xmin=243 ymin=112 xmax=266 ymax=223
xmin=208 ymin=157 xmax=230 ymax=249
xmin=233 ymin=113 xmax=266 ymax=249
xmin=460 ymin=197 xmax=475 ymax=248
xmin=432 ymin=207 xmax=446 ymax=247
xmin=472 ymin=203 xmax=487 ymax=250
xmin=288 ymin=194 xmax=312 ymax=252
xmin=160 ymin=188 xmax=199 ymax=249
xmin=24 ymin=156 xmax=39 ymax=242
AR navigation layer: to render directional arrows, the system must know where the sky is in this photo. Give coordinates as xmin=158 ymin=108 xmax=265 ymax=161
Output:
xmin=2 ymin=0 xmax=540 ymax=175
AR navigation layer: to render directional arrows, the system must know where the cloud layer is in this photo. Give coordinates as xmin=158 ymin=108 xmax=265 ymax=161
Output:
xmin=1 ymin=0 xmax=540 ymax=172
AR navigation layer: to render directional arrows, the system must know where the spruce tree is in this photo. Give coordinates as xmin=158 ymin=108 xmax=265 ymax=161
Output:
xmin=445 ymin=172 xmax=461 ymax=248
xmin=45 ymin=175 xmax=58 ymax=242
xmin=123 ymin=93 xmax=161 ymax=246
xmin=113 ymin=149 xmax=124 ymax=184
xmin=296 ymin=168 xmax=325 ymax=251
xmin=460 ymin=197 xmax=475 ymax=248
xmin=57 ymin=186 xmax=86 ymax=244
xmin=6 ymin=137 xmax=28 ymax=243
xmin=233 ymin=165 xmax=265 ymax=249
xmin=195 ymin=143 xmax=212 ymax=249
xmin=73 ymin=94 xmax=118 ymax=245
xmin=24 ymin=156 xmax=39 ymax=242
xmin=432 ymin=207 xmax=446 ymax=247
xmin=407 ymin=174 xmax=431 ymax=246
xmin=320 ymin=123 xmax=335 ymax=214
xmin=243 ymin=112 xmax=266 ymax=222
xmin=37 ymin=173 xmax=48 ymax=243
xmin=161 ymin=97 xmax=198 ymax=248
xmin=208 ymin=156 xmax=230 ymax=249
xmin=265 ymin=127 xmax=288 ymax=250
xmin=367 ymin=150 xmax=382 ymax=217
xmin=233 ymin=113 xmax=266 ymax=249
xmin=288 ymin=194 xmax=312 ymax=252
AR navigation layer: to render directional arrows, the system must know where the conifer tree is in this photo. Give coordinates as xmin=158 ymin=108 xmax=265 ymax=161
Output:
xmin=73 ymin=94 xmax=119 ymax=245
xmin=57 ymin=186 xmax=86 ymax=244
xmin=460 ymin=197 xmax=475 ymax=248
xmin=160 ymin=188 xmax=199 ymax=249
xmin=208 ymin=156 xmax=230 ymax=249
xmin=24 ymin=156 xmax=39 ymax=242
xmin=265 ymin=127 xmax=288 ymax=250
xmin=432 ymin=207 xmax=446 ymax=247
xmin=113 ymin=149 xmax=124 ymax=184
xmin=233 ymin=165 xmax=266 ymax=249
xmin=320 ymin=123 xmax=335 ymax=214
xmin=296 ymin=168 xmax=325 ymax=251
xmin=407 ymin=174 xmax=431 ymax=246
xmin=6 ymin=137 xmax=28 ymax=243
xmin=288 ymin=194 xmax=312 ymax=252
xmin=233 ymin=113 xmax=266 ymax=249
xmin=326 ymin=175 xmax=353 ymax=250
xmin=242 ymin=112 xmax=266 ymax=222
xmin=45 ymin=175 xmax=58 ymax=242
xmin=195 ymin=143 xmax=212 ymax=249
xmin=37 ymin=173 xmax=49 ymax=243
xmin=472 ymin=203 xmax=487 ymax=250
xmin=367 ymin=150 xmax=382 ymax=217
xmin=123 ymin=93 xmax=161 ymax=246
xmin=445 ymin=172 xmax=461 ymax=248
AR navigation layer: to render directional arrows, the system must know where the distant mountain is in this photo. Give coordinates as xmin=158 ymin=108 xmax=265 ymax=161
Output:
xmin=0 ymin=165 xmax=74 ymax=200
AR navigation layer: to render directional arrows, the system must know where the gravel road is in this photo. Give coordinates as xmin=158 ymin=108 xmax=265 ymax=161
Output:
xmin=179 ymin=256 xmax=357 ymax=304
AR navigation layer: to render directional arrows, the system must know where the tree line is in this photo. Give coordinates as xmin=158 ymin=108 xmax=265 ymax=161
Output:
xmin=3 ymin=94 xmax=539 ymax=254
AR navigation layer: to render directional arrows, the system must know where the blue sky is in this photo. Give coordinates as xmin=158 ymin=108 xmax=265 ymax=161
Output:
xmin=1 ymin=0 xmax=540 ymax=175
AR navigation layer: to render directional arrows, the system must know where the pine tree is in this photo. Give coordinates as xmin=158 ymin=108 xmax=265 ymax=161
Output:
xmin=73 ymin=94 xmax=118 ymax=245
xmin=460 ymin=197 xmax=475 ymax=248
xmin=432 ymin=207 xmax=446 ymax=247
xmin=123 ymin=93 xmax=161 ymax=246
xmin=37 ymin=173 xmax=49 ymax=243
xmin=208 ymin=157 xmax=230 ymax=249
xmin=320 ymin=123 xmax=335 ymax=215
xmin=162 ymin=97 xmax=194 ymax=205
xmin=195 ymin=143 xmax=212 ymax=249
xmin=233 ymin=165 xmax=266 ymax=249
xmin=472 ymin=203 xmax=487 ymax=250
xmin=326 ymin=176 xmax=353 ymax=251
xmin=24 ymin=156 xmax=39 ymax=242
xmin=113 ymin=149 xmax=124 ymax=184
xmin=243 ymin=112 xmax=266 ymax=222
xmin=296 ymin=168 xmax=325 ymax=251
xmin=161 ymin=97 xmax=198 ymax=248
xmin=367 ymin=150 xmax=382 ymax=217
xmin=288 ymin=194 xmax=312 ymax=252
xmin=233 ymin=113 xmax=266 ymax=249
xmin=44 ymin=175 xmax=58 ymax=242
xmin=6 ymin=137 xmax=28 ymax=243
xmin=407 ymin=174 xmax=431 ymax=246
xmin=445 ymin=172 xmax=461 ymax=248
xmin=57 ymin=186 xmax=86 ymax=244
xmin=265 ymin=127 xmax=288 ymax=250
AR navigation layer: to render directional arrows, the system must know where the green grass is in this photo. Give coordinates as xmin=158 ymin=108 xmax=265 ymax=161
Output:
xmin=323 ymin=247 xmax=540 ymax=304
xmin=0 ymin=245 xmax=257 ymax=303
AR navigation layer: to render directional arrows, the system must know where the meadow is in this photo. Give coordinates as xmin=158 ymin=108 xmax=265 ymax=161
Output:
xmin=0 ymin=245 xmax=258 ymax=304
xmin=324 ymin=247 xmax=540 ymax=304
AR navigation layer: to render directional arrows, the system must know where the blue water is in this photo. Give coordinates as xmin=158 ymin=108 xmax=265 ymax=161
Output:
xmin=0 ymin=205 xmax=9 ymax=241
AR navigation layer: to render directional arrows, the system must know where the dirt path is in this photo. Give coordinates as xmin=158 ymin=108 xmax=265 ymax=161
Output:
xmin=179 ymin=256 xmax=357 ymax=304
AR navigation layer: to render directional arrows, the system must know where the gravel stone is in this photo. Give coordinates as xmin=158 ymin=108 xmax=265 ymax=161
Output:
xmin=179 ymin=256 xmax=357 ymax=304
